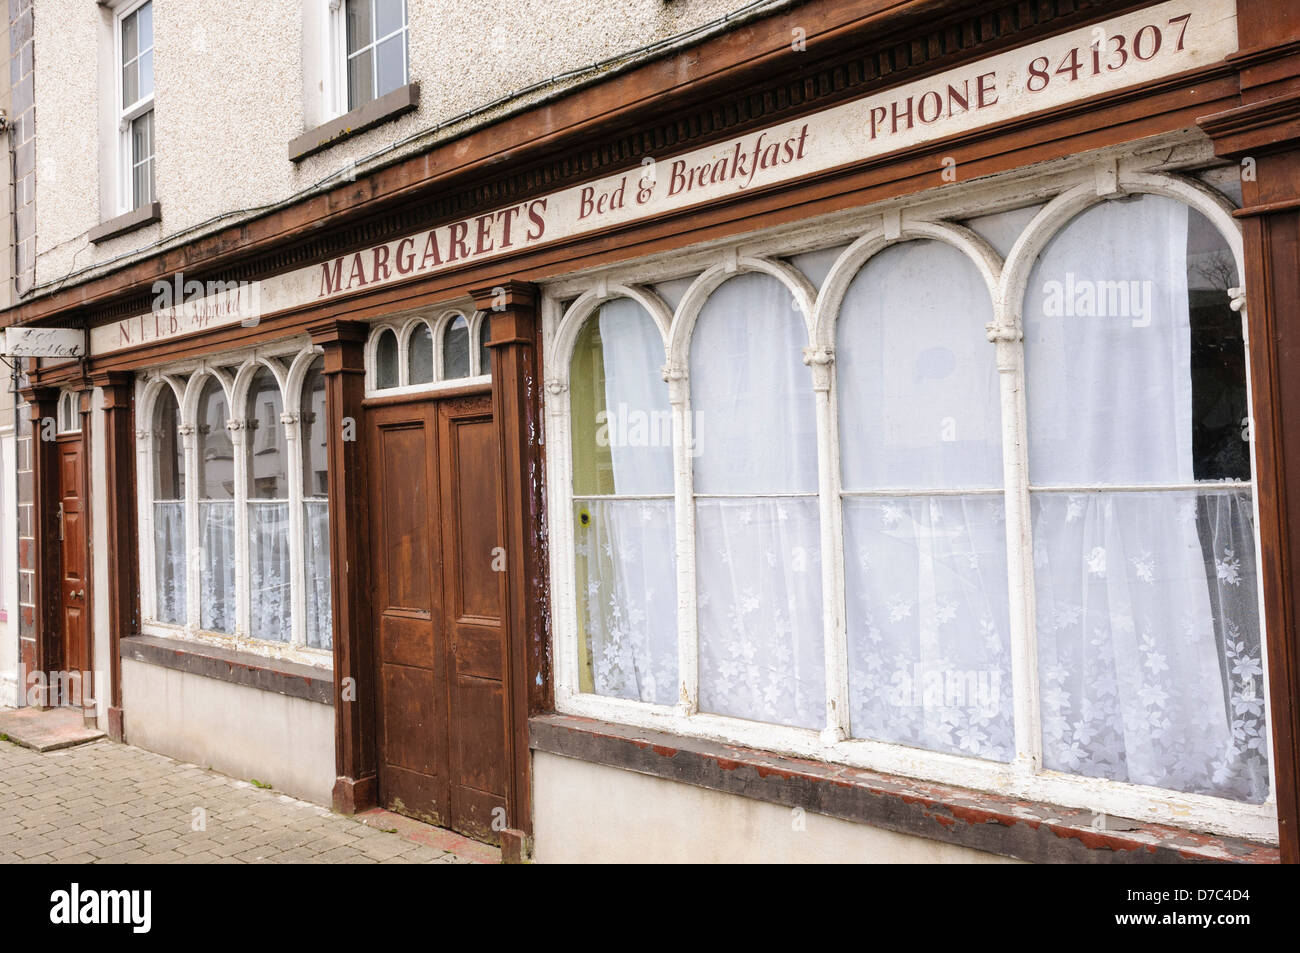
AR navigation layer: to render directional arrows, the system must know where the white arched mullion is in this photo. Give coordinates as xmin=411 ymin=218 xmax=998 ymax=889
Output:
xmin=551 ymin=283 xmax=673 ymax=386
xmin=432 ymin=308 xmax=473 ymax=382
xmin=365 ymin=323 xmax=401 ymax=391
xmin=138 ymin=375 xmax=185 ymax=628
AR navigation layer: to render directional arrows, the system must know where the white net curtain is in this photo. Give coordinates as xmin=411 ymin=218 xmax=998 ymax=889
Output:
xmin=558 ymin=186 xmax=1267 ymax=805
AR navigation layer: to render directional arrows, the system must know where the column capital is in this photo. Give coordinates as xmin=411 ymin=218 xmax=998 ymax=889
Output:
xmin=470 ymin=280 xmax=538 ymax=316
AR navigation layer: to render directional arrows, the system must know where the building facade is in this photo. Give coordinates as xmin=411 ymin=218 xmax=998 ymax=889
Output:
xmin=3 ymin=0 xmax=1299 ymax=863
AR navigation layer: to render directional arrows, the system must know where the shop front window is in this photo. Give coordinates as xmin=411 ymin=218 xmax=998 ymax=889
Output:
xmin=140 ymin=346 xmax=332 ymax=658
xmin=549 ymin=168 xmax=1269 ymax=833
xmin=366 ymin=310 xmax=492 ymax=392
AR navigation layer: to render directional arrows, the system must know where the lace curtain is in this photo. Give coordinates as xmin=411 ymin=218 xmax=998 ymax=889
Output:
xmin=572 ymin=298 xmax=677 ymax=705
xmin=199 ymin=501 xmax=235 ymax=633
xmin=691 ymin=273 xmax=824 ymax=730
xmin=153 ymin=501 xmax=186 ymax=624
xmin=304 ymin=500 xmax=332 ymax=649
xmin=1025 ymin=194 xmax=1268 ymax=802
xmin=249 ymin=502 xmax=291 ymax=642
xmin=837 ymin=239 xmax=1013 ymax=760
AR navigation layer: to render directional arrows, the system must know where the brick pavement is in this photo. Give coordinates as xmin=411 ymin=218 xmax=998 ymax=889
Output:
xmin=0 ymin=736 xmax=496 ymax=864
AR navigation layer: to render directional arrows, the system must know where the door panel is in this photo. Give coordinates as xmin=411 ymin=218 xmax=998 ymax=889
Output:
xmin=366 ymin=393 xmax=509 ymax=844
xmin=368 ymin=406 xmax=450 ymax=827
xmin=57 ymin=437 xmax=89 ymax=706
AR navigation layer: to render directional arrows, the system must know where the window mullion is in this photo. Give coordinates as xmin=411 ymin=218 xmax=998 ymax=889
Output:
xmin=809 ymin=346 xmax=849 ymax=743
xmin=285 ymin=404 xmax=306 ymax=650
xmin=993 ymin=311 xmax=1042 ymax=775
xmin=232 ymin=406 xmax=250 ymax=641
xmin=181 ymin=419 xmax=200 ymax=631
xmin=666 ymin=362 xmax=698 ymax=716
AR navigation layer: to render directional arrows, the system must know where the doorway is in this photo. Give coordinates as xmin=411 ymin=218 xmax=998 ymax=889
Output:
xmin=54 ymin=400 xmax=91 ymax=711
xmin=365 ymin=390 xmax=509 ymax=844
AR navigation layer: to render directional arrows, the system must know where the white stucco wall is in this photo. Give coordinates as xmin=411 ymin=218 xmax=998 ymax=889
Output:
xmin=32 ymin=0 xmax=787 ymax=293
xmin=120 ymin=657 xmax=336 ymax=804
xmin=532 ymin=752 xmax=1025 ymax=863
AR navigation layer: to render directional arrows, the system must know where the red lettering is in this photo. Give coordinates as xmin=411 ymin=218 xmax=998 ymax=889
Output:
xmin=319 ymin=257 xmax=344 ymax=296
xmin=526 ymin=199 xmax=547 ymax=241
xmin=345 ymin=253 xmax=366 ymax=290
xmin=394 ymin=237 xmax=416 ymax=274
xmin=448 ymin=221 xmax=471 ymax=261
xmin=496 ymin=206 xmax=521 ymax=247
xmin=372 ymin=244 xmax=392 ymax=283
xmin=475 ymin=214 xmax=495 ymax=255
xmin=419 ymin=230 xmax=443 ymax=269
xmin=976 ymin=71 xmax=998 ymax=107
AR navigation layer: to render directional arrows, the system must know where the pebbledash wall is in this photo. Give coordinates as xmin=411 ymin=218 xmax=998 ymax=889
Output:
xmin=5 ymin=0 xmax=1300 ymax=863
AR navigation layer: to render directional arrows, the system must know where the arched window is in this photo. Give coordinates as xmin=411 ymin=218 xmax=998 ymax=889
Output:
xmin=407 ymin=321 xmax=434 ymax=385
xmin=689 ymin=272 xmax=823 ymax=729
xmin=442 ymin=313 xmax=470 ymax=380
xmin=1023 ymin=193 xmax=1263 ymax=801
xmin=58 ymin=391 xmax=80 ymax=433
xmin=151 ymin=386 xmax=185 ymax=625
xmin=569 ymin=298 xmax=675 ymax=705
xmin=244 ymin=366 xmax=290 ymax=643
xmin=374 ymin=327 xmax=399 ymax=388
xmin=476 ymin=313 xmax=492 ymax=377
xmin=196 ymin=377 xmax=235 ymax=633
xmin=300 ymin=356 xmax=331 ymax=649
xmin=836 ymin=239 xmax=1012 ymax=760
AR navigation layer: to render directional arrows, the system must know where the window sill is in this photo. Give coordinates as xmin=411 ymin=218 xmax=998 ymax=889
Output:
xmin=87 ymin=202 xmax=162 ymax=244
xmin=120 ymin=634 xmax=334 ymax=706
xmin=289 ymin=83 xmax=420 ymax=162
xmin=529 ymin=713 xmax=1279 ymax=864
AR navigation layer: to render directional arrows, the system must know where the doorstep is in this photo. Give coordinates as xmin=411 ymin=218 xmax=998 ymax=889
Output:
xmin=530 ymin=713 xmax=1279 ymax=864
xmin=0 ymin=707 xmax=105 ymax=752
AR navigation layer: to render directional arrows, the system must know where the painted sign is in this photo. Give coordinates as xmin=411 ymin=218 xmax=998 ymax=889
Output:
xmin=5 ymin=327 xmax=86 ymax=359
xmin=91 ymin=0 xmax=1238 ymax=357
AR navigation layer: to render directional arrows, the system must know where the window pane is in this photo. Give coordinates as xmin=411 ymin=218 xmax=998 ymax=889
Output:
xmin=574 ymin=499 xmax=676 ymax=705
xmin=137 ymin=1 xmax=153 ymax=52
xmin=477 ymin=314 xmax=492 ymax=376
xmin=838 ymin=239 xmax=1002 ymax=489
xmin=347 ymin=47 xmax=374 ymax=109
xmin=121 ymin=11 xmax=138 ymax=106
xmin=345 ymin=0 xmax=372 ymax=54
xmin=196 ymin=378 xmax=233 ymax=500
xmin=152 ymin=388 xmax=184 ymax=500
xmin=304 ymin=500 xmax=332 ymax=649
xmin=407 ymin=322 xmax=434 ymax=384
xmin=374 ymin=33 xmax=405 ymax=98
xmin=132 ymin=111 xmax=154 ymax=208
xmin=245 ymin=367 xmax=288 ymax=500
xmin=691 ymin=273 xmax=817 ymax=494
xmin=1033 ymin=489 xmax=1265 ymax=801
xmin=138 ymin=48 xmax=153 ymax=100
xmin=569 ymin=298 xmax=671 ymax=496
xmin=249 ymin=502 xmax=291 ymax=643
xmin=843 ymin=496 xmax=1013 ymax=760
xmin=199 ymin=501 xmax=235 ymax=633
xmin=442 ymin=314 xmax=470 ymax=380
xmin=300 ymin=357 xmax=329 ymax=497
xmin=375 ymin=328 xmax=398 ymax=388
xmin=690 ymin=273 xmax=823 ymax=729
xmin=154 ymin=502 xmax=186 ymax=625
xmin=375 ymin=0 xmax=405 ymax=38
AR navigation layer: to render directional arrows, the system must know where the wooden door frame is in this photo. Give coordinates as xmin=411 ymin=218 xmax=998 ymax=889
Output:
xmin=22 ymin=382 xmax=94 ymax=714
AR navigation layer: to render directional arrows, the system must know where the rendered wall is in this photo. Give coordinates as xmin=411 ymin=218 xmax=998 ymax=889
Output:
xmin=120 ymin=657 xmax=335 ymax=804
xmin=531 ymin=751 xmax=1024 ymax=863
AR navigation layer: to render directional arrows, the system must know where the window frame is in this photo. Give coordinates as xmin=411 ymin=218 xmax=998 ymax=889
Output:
xmin=364 ymin=305 xmax=492 ymax=396
xmin=113 ymin=0 xmax=155 ymax=215
xmin=135 ymin=341 xmax=331 ymax=666
xmin=330 ymin=0 xmax=409 ymax=117
xmin=541 ymin=157 xmax=1276 ymax=843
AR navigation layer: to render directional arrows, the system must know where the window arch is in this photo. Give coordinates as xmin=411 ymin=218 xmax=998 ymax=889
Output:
xmin=244 ymin=365 xmax=291 ymax=643
xmin=150 ymin=384 xmax=185 ymax=625
xmin=300 ymin=356 xmax=331 ymax=649
xmin=195 ymin=375 xmax=235 ymax=634
xmin=58 ymin=390 xmax=80 ymax=433
xmin=689 ymin=270 xmax=823 ymax=730
xmin=476 ymin=312 xmax=492 ymax=376
xmin=374 ymin=327 xmax=399 ymax=389
xmin=569 ymin=296 xmax=676 ymax=705
xmin=836 ymin=238 xmax=1012 ymax=760
xmin=1022 ymin=192 xmax=1263 ymax=802
xmin=441 ymin=312 xmax=471 ymax=380
xmin=406 ymin=320 xmax=434 ymax=385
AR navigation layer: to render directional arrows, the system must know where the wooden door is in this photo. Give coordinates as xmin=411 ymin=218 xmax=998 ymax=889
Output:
xmin=367 ymin=393 xmax=508 ymax=843
xmin=56 ymin=436 xmax=89 ymax=706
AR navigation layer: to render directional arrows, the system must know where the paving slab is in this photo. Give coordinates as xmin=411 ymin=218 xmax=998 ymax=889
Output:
xmin=0 ymin=707 xmax=104 ymax=752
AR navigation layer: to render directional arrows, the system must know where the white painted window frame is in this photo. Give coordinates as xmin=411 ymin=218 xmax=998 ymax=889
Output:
xmin=363 ymin=304 xmax=491 ymax=397
xmin=113 ymin=0 xmax=155 ymax=215
xmin=135 ymin=339 xmax=332 ymax=667
xmin=57 ymin=391 xmax=81 ymax=434
xmin=541 ymin=140 xmax=1277 ymax=844
xmin=332 ymin=0 xmax=409 ymax=115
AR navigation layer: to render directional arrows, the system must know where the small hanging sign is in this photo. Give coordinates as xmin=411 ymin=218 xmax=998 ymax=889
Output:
xmin=3 ymin=327 xmax=86 ymax=359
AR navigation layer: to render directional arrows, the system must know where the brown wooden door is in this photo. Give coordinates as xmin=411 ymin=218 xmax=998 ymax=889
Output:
xmin=57 ymin=436 xmax=90 ymax=705
xmin=367 ymin=393 xmax=508 ymax=843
